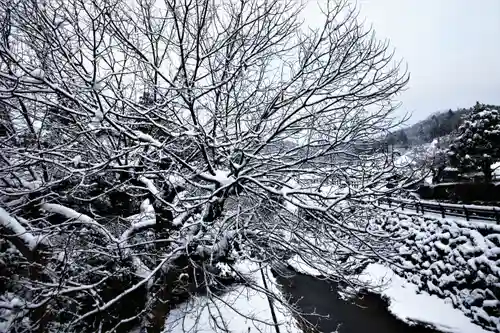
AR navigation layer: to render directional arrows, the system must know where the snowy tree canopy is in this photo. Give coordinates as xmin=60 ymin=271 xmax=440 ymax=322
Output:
xmin=447 ymin=103 xmax=500 ymax=181
xmin=0 ymin=0 xmax=411 ymax=331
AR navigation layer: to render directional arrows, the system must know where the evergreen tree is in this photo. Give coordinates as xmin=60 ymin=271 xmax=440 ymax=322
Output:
xmin=447 ymin=103 xmax=500 ymax=182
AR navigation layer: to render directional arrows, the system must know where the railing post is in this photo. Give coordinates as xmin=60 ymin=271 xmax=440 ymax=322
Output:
xmin=494 ymin=208 xmax=499 ymax=224
xmin=463 ymin=206 xmax=469 ymax=221
xmin=420 ymin=203 xmax=425 ymax=215
xmin=440 ymin=204 xmax=445 ymax=218
xmin=388 ymin=198 xmax=391 ymax=207
xmin=415 ymin=201 xmax=419 ymax=214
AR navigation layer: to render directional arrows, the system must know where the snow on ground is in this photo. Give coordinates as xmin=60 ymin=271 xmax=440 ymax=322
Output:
xmin=360 ymin=263 xmax=490 ymax=333
xmin=287 ymin=255 xmax=324 ymax=277
xmin=164 ymin=261 xmax=301 ymax=333
xmin=395 ymin=153 xmax=414 ymax=168
xmin=426 ymin=139 xmax=440 ymax=156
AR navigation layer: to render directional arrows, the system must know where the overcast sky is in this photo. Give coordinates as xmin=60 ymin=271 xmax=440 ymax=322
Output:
xmin=355 ymin=0 xmax=500 ymax=124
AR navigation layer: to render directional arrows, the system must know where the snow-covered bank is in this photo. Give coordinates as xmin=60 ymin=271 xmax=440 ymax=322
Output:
xmin=287 ymin=208 xmax=500 ymax=332
xmin=287 ymin=255 xmax=324 ymax=277
xmin=287 ymin=256 xmax=489 ymax=333
xmin=360 ymin=263 xmax=490 ymax=333
xmin=383 ymin=212 xmax=500 ymax=332
xmin=163 ymin=262 xmax=301 ymax=333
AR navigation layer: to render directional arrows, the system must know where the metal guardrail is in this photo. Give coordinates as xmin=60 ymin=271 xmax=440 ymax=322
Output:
xmin=378 ymin=197 xmax=500 ymax=223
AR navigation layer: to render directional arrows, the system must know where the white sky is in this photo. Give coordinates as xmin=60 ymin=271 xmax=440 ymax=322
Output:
xmin=359 ymin=0 xmax=500 ymax=123
xmin=305 ymin=0 xmax=500 ymax=124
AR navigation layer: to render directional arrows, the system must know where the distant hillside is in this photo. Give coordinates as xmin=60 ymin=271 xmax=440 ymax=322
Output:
xmin=387 ymin=102 xmax=500 ymax=146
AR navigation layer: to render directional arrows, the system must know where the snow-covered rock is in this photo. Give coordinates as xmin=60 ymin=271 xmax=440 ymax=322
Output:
xmin=379 ymin=211 xmax=500 ymax=332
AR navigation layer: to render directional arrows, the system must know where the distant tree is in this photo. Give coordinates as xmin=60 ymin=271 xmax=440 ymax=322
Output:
xmin=386 ymin=132 xmax=397 ymax=146
xmin=385 ymin=129 xmax=409 ymax=148
xmin=429 ymin=115 xmax=440 ymax=139
xmin=447 ymin=103 xmax=500 ymax=182
xmin=394 ymin=104 xmax=500 ymax=146
xmin=398 ymin=130 xmax=409 ymax=148
xmin=417 ymin=125 xmax=426 ymax=141
xmin=440 ymin=109 xmax=455 ymax=134
xmin=449 ymin=109 xmax=461 ymax=133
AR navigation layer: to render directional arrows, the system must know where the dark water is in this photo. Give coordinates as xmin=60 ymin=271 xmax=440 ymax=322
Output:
xmin=273 ymin=267 xmax=441 ymax=333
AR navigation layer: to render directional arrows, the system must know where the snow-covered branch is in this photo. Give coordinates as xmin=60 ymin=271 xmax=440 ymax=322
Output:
xmin=0 ymin=0 xmax=411 ymax=330
xmin=41 ymin=203 xmax=119 ymax=243
xmin=0 ymin=207 xmax=42 ymax=255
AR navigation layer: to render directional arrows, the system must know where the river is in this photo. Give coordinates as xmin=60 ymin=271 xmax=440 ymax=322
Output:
xmin=273 ymin=266 xmax=441 ymax=333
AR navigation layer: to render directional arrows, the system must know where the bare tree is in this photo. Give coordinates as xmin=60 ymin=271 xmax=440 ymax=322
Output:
xmin=0 ymin=0 xmax=410 ymax=331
